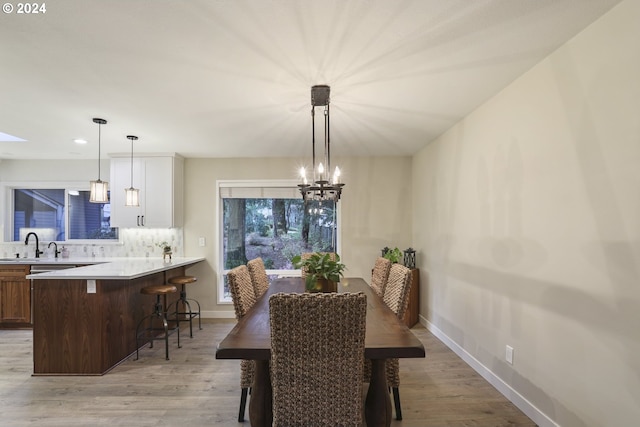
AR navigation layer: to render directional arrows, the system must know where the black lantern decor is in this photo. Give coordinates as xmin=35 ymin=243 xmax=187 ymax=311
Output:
xmin=403 ymin=248 xmax=416 ymax=269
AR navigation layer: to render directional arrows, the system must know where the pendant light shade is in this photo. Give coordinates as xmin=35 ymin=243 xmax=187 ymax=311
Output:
xmin=124 ymin=135 xmax=140 ymax=207
xmin=125 ymin=186 xmax=140 ymax=207
xmin=89 ymin=180 xmax=109 ymax=203
xmin=89 ymin=118 xmax=109 ymax=203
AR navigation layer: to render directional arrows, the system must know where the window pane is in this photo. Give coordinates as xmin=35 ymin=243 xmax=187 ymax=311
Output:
xmin=13 ymin=189 xmax=65 ymax=241
xmin=221 ymin=197 xmax=337 ymax=299
xmin=68 ymin=191 xmax=118 ymax=240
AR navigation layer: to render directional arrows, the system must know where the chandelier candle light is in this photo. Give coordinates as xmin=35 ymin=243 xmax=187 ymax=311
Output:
xmin=298 ymin=85 xmax=344 ymax=202
xmin=124 ymin=135 xmax=140 ymax=207
xmin=89 ymin=118 xmax=109 ymax=203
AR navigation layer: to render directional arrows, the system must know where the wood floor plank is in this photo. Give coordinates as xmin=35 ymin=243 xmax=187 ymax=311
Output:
xmin=0 ymin=320 xmax=536 ymax=426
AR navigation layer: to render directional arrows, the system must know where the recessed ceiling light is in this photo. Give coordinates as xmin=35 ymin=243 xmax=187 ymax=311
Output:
xmin=0 ymin=131 xmax=26 ymax=142
xmin=74 ymin=138 xmax=88 ymax=144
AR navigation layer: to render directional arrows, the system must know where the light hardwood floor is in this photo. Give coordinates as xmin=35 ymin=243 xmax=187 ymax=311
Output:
xmin=0 ymin=320 xmax=536 ymax=426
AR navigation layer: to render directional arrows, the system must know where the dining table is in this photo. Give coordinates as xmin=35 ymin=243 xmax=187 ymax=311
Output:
xmin=215 ymin=277 xmax=426 ymax=427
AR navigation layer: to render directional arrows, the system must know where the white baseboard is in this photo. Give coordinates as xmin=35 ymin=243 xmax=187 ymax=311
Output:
xmin=420 ymin=315 xmax=558 ymax=427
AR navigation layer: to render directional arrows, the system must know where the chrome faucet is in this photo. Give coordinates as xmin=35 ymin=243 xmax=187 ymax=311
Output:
xmin=25 ymin=232 xmax=43 ymax=258
xmin=48 ymin=241 xmax=60 ymax=258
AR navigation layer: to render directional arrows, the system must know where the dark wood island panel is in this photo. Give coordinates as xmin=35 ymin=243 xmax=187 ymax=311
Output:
xmin=32 ymin=267 xmax=186 ymax=375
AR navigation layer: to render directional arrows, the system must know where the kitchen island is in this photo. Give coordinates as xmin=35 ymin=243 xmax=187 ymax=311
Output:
xmin=27 ymin=257 xmax=204 ymax=375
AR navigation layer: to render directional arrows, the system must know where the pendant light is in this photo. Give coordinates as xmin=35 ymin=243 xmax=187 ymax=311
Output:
xmin=124 ymin=135 xmax=140 ymax=207
xmin=89 ymin=118 xmax=109 ymax=203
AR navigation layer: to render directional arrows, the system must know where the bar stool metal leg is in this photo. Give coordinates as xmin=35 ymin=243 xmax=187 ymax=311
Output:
xmin=169 ymin=276 xmax=201 ymax=338
xmin=174 ymin=284 xmax=199 ymax=337
xmin=135 ymin=284 xmax=180 ymax=360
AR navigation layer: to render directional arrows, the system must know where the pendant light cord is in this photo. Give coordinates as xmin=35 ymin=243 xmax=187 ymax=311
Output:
xmin=130 ymin=138 xmax=134 ymax=188
xmin=97 ymin=123 xmax=102 ymax=180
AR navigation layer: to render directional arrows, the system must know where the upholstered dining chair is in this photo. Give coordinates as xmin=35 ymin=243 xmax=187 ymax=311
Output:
xmin=380 ymin=263 xmax=413 ymax=420
xmin=299 ymin=252 xmax=336 ymax=279
xmin=247 ymin=257 xmax=270 ymax=299
xmin=227 ymin=265 xmax=257 ymax=422
xmin=269 ymin=292 xmax=367 ymax=427
xmin=370 ymin=256 xmax=392 ymax=297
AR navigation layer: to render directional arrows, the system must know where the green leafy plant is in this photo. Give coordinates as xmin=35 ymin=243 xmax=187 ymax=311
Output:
xmin=292 ymin=252 xmax=346 ymax=292
xmin=383 ymin=247 xmax=403 ymax=264
xmin=156 ymin=241 xmax=172 ymax=253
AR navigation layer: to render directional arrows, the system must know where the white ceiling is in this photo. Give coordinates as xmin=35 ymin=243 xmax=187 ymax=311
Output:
xmin=0 ymin=0 xmax=622 ymax=160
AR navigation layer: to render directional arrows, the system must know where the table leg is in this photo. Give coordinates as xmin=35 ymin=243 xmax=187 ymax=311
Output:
xmin=365 ymin=358 xmax=392 ymax=427
xmin=249 ymin=360 xmax=272 ymax=427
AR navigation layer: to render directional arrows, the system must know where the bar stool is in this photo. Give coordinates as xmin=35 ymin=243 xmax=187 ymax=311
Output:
xmin=168 ymin=275 xmax=201 ymax=338
xmin=135 ymin=284 xmax=181 ymax=360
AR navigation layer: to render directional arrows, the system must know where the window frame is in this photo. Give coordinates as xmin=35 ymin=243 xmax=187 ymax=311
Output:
xmin=1 ymin=181 xmax=120 ymax=244
xmin=216 ymin=179 xmax=342 ymax=304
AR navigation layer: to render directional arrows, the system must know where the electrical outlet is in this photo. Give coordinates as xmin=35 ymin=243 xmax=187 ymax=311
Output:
xmin=87 ymin=279 xmax=96 ymax=294
xmin=198 ymin=237 xmax=206 ymax=247
xmin=506 ymin=345 xmax=514 ymax=365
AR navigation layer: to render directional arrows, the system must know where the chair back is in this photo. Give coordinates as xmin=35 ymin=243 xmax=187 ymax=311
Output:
xmin=227 ymin=265 xmax=256 ymax=320
xmin=383 ymin=263 xmax=412 ymax=320
xmin=371 ymin=257 xmax=392 ymax=297
xmin=247 ymin=257 xmax=270 ymax=299
xmin=269 ymin=292 xmax=367 ymax=427
xmin=299 ymin=252 xmax=336 ymax=279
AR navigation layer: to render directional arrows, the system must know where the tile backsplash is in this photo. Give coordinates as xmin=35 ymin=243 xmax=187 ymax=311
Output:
xmin=0 ymin=228 xmax=183 ymax=259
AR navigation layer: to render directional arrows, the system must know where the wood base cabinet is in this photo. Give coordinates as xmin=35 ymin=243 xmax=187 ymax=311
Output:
xmin=32 ymin=267 xmax=185 ymax=375
xmin=403 ymin=268 xmax=420 ymax=328
xmin=0 ymin=265 xmax=31 ymax=328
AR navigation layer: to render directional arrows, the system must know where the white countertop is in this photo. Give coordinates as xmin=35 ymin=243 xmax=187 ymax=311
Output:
xmin=25 ymin=257 xmax=205 ymax=280
xmin=0 ymin=257 xmax=106 ymax=265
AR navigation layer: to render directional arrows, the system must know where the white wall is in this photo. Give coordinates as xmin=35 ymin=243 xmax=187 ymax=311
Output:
xmin=412 ymin=1 xmax=639 ymax=425
xmin=0 ymin=159 xmax=109 ymax=182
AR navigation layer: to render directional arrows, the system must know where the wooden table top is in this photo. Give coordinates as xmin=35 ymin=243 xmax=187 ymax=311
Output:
xmin=215 ymin=277 xmax=425 ymax=361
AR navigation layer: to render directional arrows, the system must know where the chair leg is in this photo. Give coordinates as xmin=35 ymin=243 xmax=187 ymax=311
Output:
xmin=162 ymin=310 xmax=170 ymax=360
xmin=135 ymin=293 xmax=180 ymax=360
xmin=392 ymin=386 xmax=402 ymax=420
xmin=173 ymin=284 xmax=202 ymax=337
xmin=175 ymin=285 xmax=193 ymax=338
xmin=238 ymin=387 xmax=249 ymax=422
xmin=190 ymin=297 xmax=202 ymax=330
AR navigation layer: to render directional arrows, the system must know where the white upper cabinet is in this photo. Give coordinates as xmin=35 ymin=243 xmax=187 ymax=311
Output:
xmin=109 ymin=154 xmax=184 ymax=228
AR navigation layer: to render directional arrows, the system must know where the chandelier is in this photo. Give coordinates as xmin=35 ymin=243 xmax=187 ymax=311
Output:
xmin=298 ymin=85 xmax=344 ymax=202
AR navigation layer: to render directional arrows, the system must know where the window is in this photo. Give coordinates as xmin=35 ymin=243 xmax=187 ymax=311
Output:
xmin=68 ymin=191 xmax=117 ymax=240
xmin=11 ymin=188 xmax=117 ymax=242
xmin=218 ymin=181 xmax=340 ymax=302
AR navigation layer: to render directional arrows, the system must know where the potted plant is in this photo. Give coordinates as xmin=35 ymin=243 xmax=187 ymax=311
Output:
xmin=156 ymin=241 xmax=172 ymax=260
xmin=382 ymin=247 xmax=403 ymax=264
xmin=292 ymin=252 xmax=346 ymax=292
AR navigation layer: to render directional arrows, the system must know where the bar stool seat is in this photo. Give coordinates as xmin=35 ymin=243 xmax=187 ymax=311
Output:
xmin=135 ymin=284 xmax=181 ymax=360
xmin=168 ymin=275 xmax=201 ymax=338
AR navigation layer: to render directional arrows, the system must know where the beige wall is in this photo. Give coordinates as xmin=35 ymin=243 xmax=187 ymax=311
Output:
xmin=182 ymin=156 xmax=413 ymax=315
xmin=1 ymin=156 xmax=412 ymax=315
xmin=412 ymin=1 xmax=639 ymax=425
